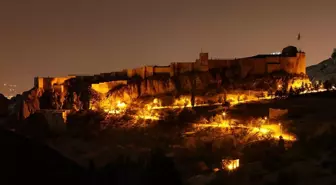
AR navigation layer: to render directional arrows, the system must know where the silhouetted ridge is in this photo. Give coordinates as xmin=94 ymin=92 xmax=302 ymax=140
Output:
xmin=0 ymin=129 xmax=87 ymax=185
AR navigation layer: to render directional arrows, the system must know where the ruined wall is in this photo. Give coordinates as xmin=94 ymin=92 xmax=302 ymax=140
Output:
xmin=35 ymin=76 xmax=75 ymax=91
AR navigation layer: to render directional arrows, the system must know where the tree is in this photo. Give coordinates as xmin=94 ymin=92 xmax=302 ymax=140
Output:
xmin=257 ymin=92 xmax=264 ymax=100
xmin=275 ymin=90 xmax=282 ymax=98
xmin=267 ymin=89 xmax=274 ymax=98
xmin=289 ymin=87 xmax=295 ymax=97
xmin=324 ymin=80 xmax=332 ymax=91
xmin=330 ymin=76 xmax=336 ymax=86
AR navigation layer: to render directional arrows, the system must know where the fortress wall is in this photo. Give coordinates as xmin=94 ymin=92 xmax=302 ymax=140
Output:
xmin=265 ymin=56 xmax=281 ymax=73
xmin=267 ymin=63 xmax=281 ymax=73
xmin=194 ymin=60 xmax=209 ymax=72
xmin=34 ymin=76 xmax=75 ymax=92
xmin=51 ymin=76 xmax=75 ymax=86
xmin=144 ymin=66 xmax=154 ymax=78
xmin=208 ymin=59 xmax=236 ymax=69
xmin=280 ymin=57 xmax=297 ymax=74
xmin=126 ymin=69 xmax=134 ymax=78
xmin=170 ymin=62 xmax=194 ymax=76
xmin=34 ymin=77 xmax=46 ymax=89
xmin=297 ymin=53 xmax=306 ymax=74
xmin=239 ymin=58 xmax=267 ymax=77
xmin=153 ymin=66 xmax=170 ymax=75
xmin=280 ymin=53 xmax=306 ymax=74
xmin=127 ymin=67 xmax=146 ymax=78
xmin=135 ymin=67 xmax=145 ymax=78
xmin=127 ymin=66 xmax=157 ymax=79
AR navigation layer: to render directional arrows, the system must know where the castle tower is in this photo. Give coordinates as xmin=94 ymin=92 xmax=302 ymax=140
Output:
xmin=199 ymin=52 xmax=209 ymax=66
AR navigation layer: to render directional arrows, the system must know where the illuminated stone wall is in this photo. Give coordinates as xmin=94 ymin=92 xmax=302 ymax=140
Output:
xmin=207 ymin=52 xmax=306 ymax=78
xmin=153 ymin=66 xmax=170 ymax=75
xmin=91 ymin=80 xmax=128 ymax=94
xmin=280 ymin=52 xmax=306 ymax=74
xmin=34 ymin=76 xmax=75 ymax=92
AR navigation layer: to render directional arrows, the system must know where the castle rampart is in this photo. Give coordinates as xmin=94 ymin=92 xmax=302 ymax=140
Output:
xmin=34 ymin=46 xmax=306 ymax=92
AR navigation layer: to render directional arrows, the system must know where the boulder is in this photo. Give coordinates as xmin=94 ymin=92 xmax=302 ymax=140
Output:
xmin=13 ymin=88 xmax=43 ymax=120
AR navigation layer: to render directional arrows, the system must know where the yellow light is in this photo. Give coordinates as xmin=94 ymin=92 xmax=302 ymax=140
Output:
xmin=222 ymin=159 xmax=239 ymax=171
xmin=259 ymin=128 xmax=269 ymax=134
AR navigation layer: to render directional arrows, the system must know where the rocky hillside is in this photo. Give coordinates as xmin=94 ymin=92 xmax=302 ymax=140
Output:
xmin=307 ymin=49 xmax=336 ymax=82
xmin=0 ymin=94 xmax=9 ymax=117
xmin=307 ymin=58 xmax=336 ymax=82
xmin=89 ymin=71 xmax=310 ymax=106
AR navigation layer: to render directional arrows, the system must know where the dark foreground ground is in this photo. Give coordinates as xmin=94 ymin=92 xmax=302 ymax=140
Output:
xmin=0 ymin=129 xmax=183 ymax=185
xmin=3 ymin=91 xmax=336 ymax=185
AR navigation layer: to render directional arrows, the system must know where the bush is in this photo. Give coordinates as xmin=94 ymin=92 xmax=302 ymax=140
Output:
xmin=277 ymin=170 xmax=299 ymax=185
xmin=177 ymin=108 xmax=197 ymax=124
xmin=66 ymin=110 xmax=106 ymax=138
xmin=18 ymin=112 xmax=50 ymax=140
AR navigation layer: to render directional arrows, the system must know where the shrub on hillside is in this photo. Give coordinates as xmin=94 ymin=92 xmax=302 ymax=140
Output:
xmin=177 ymin=108 xmax=197 ymax=124
xmin=18 ymin=112 xmax=50 ymax=140
xmin=66 ymin=110 xmax=106 ymax=138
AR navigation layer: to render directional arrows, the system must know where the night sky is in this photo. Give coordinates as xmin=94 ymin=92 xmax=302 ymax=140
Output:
xmin=1 ymin=0 xmax=336 ymax=93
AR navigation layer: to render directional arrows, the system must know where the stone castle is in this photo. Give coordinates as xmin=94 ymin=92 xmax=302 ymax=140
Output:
xmin=125 ymin=45 xmax=305 ymax=79
xmin=34 ymin=46 xmax=306 ymax=93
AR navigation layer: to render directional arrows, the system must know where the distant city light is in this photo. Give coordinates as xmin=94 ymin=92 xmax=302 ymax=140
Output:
xmin=270 ymin=52 xmax=281 ymax=55
xmin=1 ymin=83 xmax=17 ymax=98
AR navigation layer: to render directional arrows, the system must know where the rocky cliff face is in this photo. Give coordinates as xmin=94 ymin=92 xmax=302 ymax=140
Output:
xmin=307 ymin=58 xmax=336 ymax=82
xmin=140 ymin=78 xmax=175 ymax=96
xmin=11 ymin=88 xmax=43 ymax=120
xmin=95 ymin=73 xmax=214 ymax=103
xmin=106 ymin=83 xmax=139 ymax=104
xmin=176 ymin=72 xmax=214 ymax=91
xmin=92 ymin=71 xmax=310 ymax=105
xmin=0 ymin=94 xmax=9 ymax=117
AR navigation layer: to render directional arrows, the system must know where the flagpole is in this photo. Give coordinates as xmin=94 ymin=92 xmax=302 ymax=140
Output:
xmin=297 ymin=32 xmax=301 ymax=52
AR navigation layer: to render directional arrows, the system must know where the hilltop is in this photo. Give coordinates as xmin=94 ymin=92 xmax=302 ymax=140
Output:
xmin=307 ymin=49 xmax=336 ymax=82
xmin=307 ymin=58 xmax=336 ymax=82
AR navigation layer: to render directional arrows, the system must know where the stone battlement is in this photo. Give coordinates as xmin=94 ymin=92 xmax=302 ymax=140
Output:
xmin=125 ymin=46 xmax=306 ymax=79
xmin=34 ymin=46 xmax=306 ymax=92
